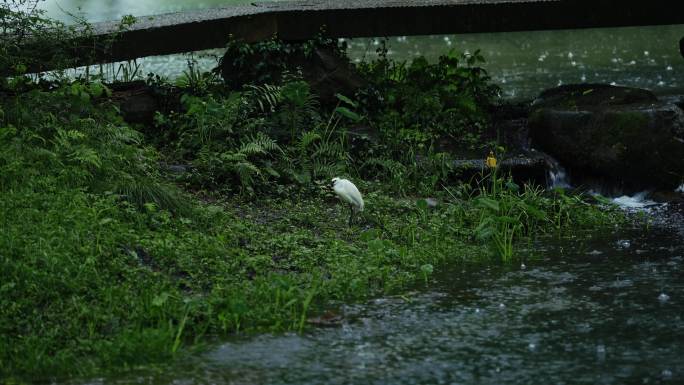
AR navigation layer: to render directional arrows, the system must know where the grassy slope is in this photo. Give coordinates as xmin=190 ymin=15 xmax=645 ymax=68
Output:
xmin=1 ymin=179 xmax=486 ymax=379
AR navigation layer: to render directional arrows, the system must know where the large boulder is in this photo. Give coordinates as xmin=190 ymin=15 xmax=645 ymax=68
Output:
xmin=216 ymin=44 xmax=365 ymax=104
xmin=109 ymin=81 xmax=182 ymax=125
xmin=529 ymin=84 xmax=684 ymax=191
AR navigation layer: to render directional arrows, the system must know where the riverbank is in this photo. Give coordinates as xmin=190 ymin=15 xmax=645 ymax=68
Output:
xmin=0 ymin=178 xmax=622 ymax=381
xmin=1 ymin=32 xmax=628 ymax=383
xmin=58 ymin=219 xmax=684 ymax=385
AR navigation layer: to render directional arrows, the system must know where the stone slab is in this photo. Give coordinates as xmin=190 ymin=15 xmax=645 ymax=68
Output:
xmin=13 ymin=0 xmax=684 ymax=72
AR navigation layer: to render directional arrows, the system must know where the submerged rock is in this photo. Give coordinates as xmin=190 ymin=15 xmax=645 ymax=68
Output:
xmin=448 ymin=150 xmax=551 ymax=186
xmin=529 ymin=84 xmax=684 ymax=192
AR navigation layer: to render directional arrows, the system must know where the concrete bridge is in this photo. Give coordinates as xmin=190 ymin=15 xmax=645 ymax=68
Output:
xmin=19 ymin=0 xmax=684 ymax=71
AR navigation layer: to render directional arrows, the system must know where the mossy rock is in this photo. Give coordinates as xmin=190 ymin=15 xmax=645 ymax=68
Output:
xmin=529 ymin=84 xmax=684 ymax=191
xmin=216 ymin=40 xmax=365 ymax=104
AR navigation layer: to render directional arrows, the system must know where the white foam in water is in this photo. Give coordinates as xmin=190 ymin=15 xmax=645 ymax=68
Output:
xmin=549 ymin=168 xmax=571 ymax=189
xmin=546 ymin=157 xmax=571 ymax=189
xmin=611 ymin=191 xmax=658 ymax=209
xmin=676 ymin=184 xmax=684 ymax=193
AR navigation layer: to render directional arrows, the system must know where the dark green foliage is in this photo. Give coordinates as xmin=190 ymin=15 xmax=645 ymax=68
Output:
xmin=357 ymin=43 xmax=499 ymax=142
xmin=348 ymin=44 xmax=501 ymax=194
xmin=217 ymin=35 xmax=346 ymax=90
xmin=1 ymin=81 xmax=187 ymax=214
xmin=1 ymin=1 xmax=138 ymax=81
xmin=153 ymin=75 xmax=358 ymax=194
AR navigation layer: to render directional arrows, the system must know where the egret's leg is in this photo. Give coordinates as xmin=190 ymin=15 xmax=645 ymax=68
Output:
xmin=348 ymin=204 xmax=354 ymax=226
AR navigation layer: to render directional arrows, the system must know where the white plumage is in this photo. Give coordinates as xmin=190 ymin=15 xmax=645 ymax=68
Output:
xmin=332 ymin=177 xmax=364 ymax=225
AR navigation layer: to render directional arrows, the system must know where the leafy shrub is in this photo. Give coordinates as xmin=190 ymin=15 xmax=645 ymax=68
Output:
xmin=0 ymin=81 xmax=187 ymax=213
xmin=216 ymin=35 xmax=345 ymax=89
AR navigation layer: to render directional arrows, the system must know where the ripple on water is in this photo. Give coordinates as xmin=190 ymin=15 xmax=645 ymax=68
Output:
xmin=70 ymin=225 xmax=684 ymax=385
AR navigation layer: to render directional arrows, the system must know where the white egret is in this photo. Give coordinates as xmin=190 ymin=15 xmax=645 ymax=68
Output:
xmin=331 ymin=177 xmax=364 ymax=226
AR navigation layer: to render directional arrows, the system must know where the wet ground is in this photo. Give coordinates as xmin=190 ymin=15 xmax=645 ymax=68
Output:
xmin=75 ymin=203 xmax=684 ymax=385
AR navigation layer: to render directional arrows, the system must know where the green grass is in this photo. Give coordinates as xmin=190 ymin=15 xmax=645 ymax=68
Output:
xmin=0 ymin=182 xmax=475 ymax=379
xmin=0 ymin=172 xmax=622 ymax=381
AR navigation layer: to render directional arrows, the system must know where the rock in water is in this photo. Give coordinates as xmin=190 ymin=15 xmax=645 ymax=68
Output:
xmin=528 ymin=84 xmax=684 ymax=192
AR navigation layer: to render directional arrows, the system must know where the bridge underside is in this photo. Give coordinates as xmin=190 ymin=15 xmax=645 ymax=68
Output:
xmin=15 ymin=0 xmax=684 ymax=72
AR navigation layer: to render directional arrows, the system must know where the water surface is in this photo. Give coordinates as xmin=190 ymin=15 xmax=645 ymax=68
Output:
xmin=37 ymin=1 xmax=684 ymax=100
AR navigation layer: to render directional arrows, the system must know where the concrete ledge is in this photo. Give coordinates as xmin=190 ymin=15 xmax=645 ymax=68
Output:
xmin=12 ymin=0 xmax=684 ymax=73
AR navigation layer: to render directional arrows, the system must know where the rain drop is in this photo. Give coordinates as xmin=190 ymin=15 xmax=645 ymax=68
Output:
xmin=616 ymin=239 xmax=631 ymax=249
xmin=596 ymin=344 xmax=606 ymax=360
xmin=662 ymin=369 xmax=673 ymax=379
xmin=499 ymin=303 xmax=506 ymax=309
xmin=521 ymin=263 xmax=527 ymax=270
xmin=658 ymin=293 xmax=670 ymax=303
xmin=528 ymin=343 xmax=536 ymax=351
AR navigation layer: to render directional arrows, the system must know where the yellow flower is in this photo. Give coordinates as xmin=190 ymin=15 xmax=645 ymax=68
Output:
xmin=485 ymin=151 xmax=497 ymax=168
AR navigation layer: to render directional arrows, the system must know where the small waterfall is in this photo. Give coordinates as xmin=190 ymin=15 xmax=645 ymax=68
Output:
xmin=546 ymin=157 xmax=571 ymax=189
xmin=611 ymin=191 xmax=658 ymax=209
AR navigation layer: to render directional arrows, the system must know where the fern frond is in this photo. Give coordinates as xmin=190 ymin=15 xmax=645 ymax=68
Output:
xmin=299 ymin=131 xmax=321 ymax=152
xmin=113 ymin=177 xmax=189 ymax=215
xmin=240 ymin=132 xmax=281 ymax=155
xmin=244 ymin=84 xmax=282 ymax=112
xmin=312 ymin=160 xmax=345 ymax=179
xmin=362 ymin=157 xmax=407 ymax=179
xmin=68 ymin=146 xmax=102 ymax=169
xmin=219 ymin=151 xmax=248 ymax=163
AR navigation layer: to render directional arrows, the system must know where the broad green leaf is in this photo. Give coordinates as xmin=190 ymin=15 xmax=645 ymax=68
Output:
xmin=476 ymin=197 xmax=499 ymax=212
xmin=334 ymin=106 xmax=361 ymax=122
xmin=152 ymin=292 xmax=170 ymax=307
xmin=335 ymin=93 xmax=358 ymax=107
